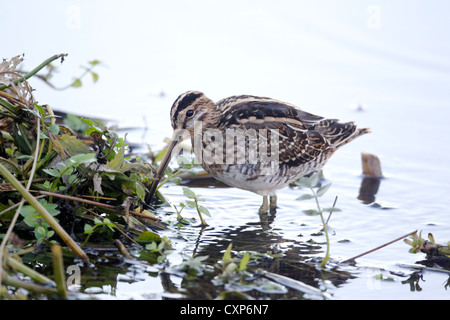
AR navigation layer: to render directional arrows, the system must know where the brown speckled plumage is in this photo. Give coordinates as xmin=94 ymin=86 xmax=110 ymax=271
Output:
xmin=149 ymin=91 xmax=369 ymax=214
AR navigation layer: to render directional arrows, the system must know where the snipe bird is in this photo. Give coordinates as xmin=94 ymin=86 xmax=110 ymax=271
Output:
xmin=147 ymin=91 xmax=369 ymax=217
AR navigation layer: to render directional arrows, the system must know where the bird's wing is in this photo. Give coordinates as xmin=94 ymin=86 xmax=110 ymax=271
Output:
xmin=216 ymin=97 xmax=360 ymax=167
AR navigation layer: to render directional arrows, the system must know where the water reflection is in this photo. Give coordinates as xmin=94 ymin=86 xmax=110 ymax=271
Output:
xmin=167 ymin=219 xmax=354 ymax=299
xmin=358 ymin=176 xmax=381 ymax=204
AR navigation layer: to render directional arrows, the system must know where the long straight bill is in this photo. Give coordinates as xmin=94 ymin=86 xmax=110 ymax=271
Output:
xmin=146 ymin=131 xmax=179 ymax=203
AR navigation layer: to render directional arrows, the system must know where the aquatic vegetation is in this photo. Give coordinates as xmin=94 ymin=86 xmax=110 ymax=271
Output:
xmin=294 ymin=172 xmax=340 ymax=266
xmin=19 ymin=199 xmax=60 ymax=243
xmin=0 ymin=54 xmax=159 ymax=298
xmin=180 ymin=187 xmax=211 ymax=226
xmin=404 ymin=231 xmax=450 ymax=269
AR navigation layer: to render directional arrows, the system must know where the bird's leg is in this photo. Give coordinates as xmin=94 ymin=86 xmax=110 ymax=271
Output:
xmin=259 ymin=196 xmax=269 ymax=213
xmin=269 ymin=195 xmax=277 ymax=210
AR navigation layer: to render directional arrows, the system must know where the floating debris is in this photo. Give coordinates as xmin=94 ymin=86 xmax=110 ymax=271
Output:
xmin=361 ymin=152 xmax=383 ymax=178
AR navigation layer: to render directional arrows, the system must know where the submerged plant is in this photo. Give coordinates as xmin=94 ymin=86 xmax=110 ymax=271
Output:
xmin=172 ymin=254 xmax=210 ymax=280
xmin=145 ymin=236 xmax=174 ymax=263
xmin=212 ymin=243 xmax=287 ymax=295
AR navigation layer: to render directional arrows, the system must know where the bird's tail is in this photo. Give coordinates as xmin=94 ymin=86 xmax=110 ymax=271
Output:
xmin=317 ymin=120 xmax=370 ymax=149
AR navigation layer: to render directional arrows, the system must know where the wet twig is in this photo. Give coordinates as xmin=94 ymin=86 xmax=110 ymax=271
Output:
xmin=341 ymin=230 xmax=417 ymax=264
xmin=32 ymin=190 xmax=161 ymax=222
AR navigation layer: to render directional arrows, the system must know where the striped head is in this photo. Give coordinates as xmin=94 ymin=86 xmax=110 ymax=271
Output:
xmin=170 ymin=91 xmax=217 ymax=133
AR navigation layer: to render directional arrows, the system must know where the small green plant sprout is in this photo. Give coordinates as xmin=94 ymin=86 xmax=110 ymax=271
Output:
xmin=26 ymin=59 xmax=102 ymax=91
xmin=82 ymin=217 xmax=116 ymax=247
xmin=42 ymin=153 xmax=97 ymax=192
xmin=145 ymin=236 xmax=174 ymax=263
xmin=20 ymin=199 xmax=60 ymax=243
xmin=181 ymin=187 xmax=211 ymax=226
xmin=295 ymin=172 xmax=341 ymax=267
xmin=405 ymin=231 xmax=450 ymax=257
xmin=172 ymin=255 xmax=210 ymax=280
xmin=215 ymin=243 xmax=251 ymax=281
xmin=212 ymin=243 xmax=287 ymax=295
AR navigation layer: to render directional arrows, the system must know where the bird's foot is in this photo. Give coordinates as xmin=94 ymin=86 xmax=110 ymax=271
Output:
xmin=259 ymin=196 xmax=269 ymax=213
xmin=259 ymin=195 xmax=277 ymax=214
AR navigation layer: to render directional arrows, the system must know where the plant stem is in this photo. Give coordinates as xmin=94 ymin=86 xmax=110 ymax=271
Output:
xmin=0 ymin=118 xmax=43 ymax=288
xmin=7 ymin=256 xmax=54 ymax=285
xmin=0 ymin=163 xmax=89 ymax=262
xmin=34 ymin=190 xmax=161 ymax=222
xmin=0 ymin=54 xmax=68 ymax=91
xmin=51 ymin=244 xmax=68 ymax=298
xmin=195 ymin=199 xmax=208 ymax=226
xmin=2 ymin=274 xmax=58 ymax=296
xmin=311 ymin=187 xmax=330 ymax=267
xmin=156 ymin=169 xmax=183 ymax=191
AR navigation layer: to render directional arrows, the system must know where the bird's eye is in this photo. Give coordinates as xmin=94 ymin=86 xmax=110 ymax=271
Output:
xmin=186 ymin=109 xmax=195 ymax=118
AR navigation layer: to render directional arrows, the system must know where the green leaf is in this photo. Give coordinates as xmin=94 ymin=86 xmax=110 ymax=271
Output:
xmin=145 ymin=242 xmax=158 ymax=251
xmin=48 ymin=124 xmax=60 ymax=135
xmin=121 ymin=180 xmax=135 ymax=195
xmin=323 ymin=207 xmax=342 ymax=213
xmin=177 ymin=155 xmax=191 ymax=167
xmin=42 ymin=200 xmax=59 ymax=216
xmin=223 ymin=243 xmax=233 ymax=263
xmin=296 ymin=194 xmax=315 ymax=201
xmin=316 ymin=183 xmax=331 ymax=197
xmin=185 ymin=200 xmax=196 ymax=208
xmin=71 ymin=78 xmax=82 ymax=88
xmin=34 ymin=104 xmax=45 ymax=116
xmin=91 ymin=72 xmax=99 ymax=83
xmin=63 ymin=114 xmax=89 ymax=132
xmin=35 ymin=226 xmax=47 ymax=237
xmin=107 ymin=137 xmax=125 ymax=169
xmin=198 ymin=206 xmax=211 ymax=217
xmin=135 ymin=182 xmax=146 ymax=201
xmin=296 ymin=173 xmax=320 ymax=189
xmin=198 ymin=205 xmax=211 ymax=217
xmin=23 ymin=214 xmax=38 ymax=227
xmin=239 ymin=253 xmax=250 ymax=271
xmin=168 ymin=177 xmax=182 ymax=185
xmin=0 ymin=157 xmax=22 ymax=175
xmin=102 ymin=218 xmax=116 ymax=229
xmin=43 ymin=168 xmax=60 ymax=177
xmin=80 ymin=117 xmax=96 ymax=127
xmin=183 ymin=187 xmax=196 ymax=199
xmin=294 ymin=177 xmax=311 ymax=188
xmin=58 ymin=134 xmax=91 ymax=155
xmin=66 ymin=153 xmax=97 ymax=167
xmin=309 ymin=173 xmax=320 ymax=188
xmin=20 ymin=199 xmax=59 ymax=221
xmin=88 ymin=60 xmax=101 ymax=66
xmin=303 ymin=209 xmax=320 ymax=216
xmin=137 ymin=231 xmax=161 ymax=244
xmin=22 ymin=107 xmax=42 ymax=119
xmin=84 ymin=224 xmax=94 ymax=234
xmin=43 ymin=180 xmax=52 ymax=190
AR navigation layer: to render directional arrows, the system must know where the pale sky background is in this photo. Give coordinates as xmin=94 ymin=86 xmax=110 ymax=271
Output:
xmin=2 ymin=1 xmax=450 ymax=151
